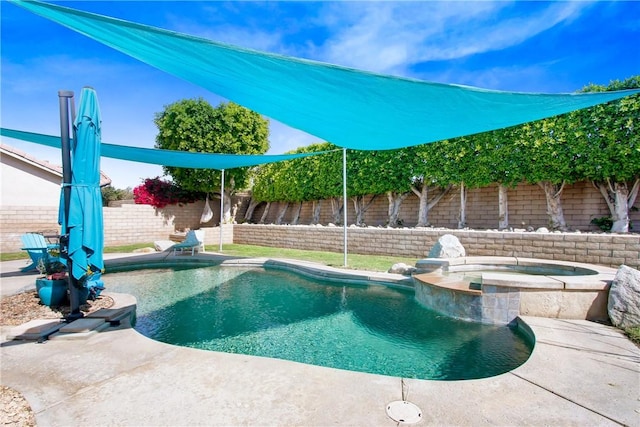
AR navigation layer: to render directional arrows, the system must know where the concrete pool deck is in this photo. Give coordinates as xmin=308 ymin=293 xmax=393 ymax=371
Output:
xmin=1 ymin=253 xmax=639 ymax=426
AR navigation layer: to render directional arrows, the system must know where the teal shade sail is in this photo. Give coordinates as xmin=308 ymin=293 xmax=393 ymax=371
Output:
xmin=0 ymin=128 xmax=331 ymax=170
xmin=10 ymin=0 xmax=639 ymax=151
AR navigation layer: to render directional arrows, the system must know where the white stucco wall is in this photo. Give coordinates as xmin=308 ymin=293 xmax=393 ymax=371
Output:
xmin=1 ymin=156 xmax=62 ymax=207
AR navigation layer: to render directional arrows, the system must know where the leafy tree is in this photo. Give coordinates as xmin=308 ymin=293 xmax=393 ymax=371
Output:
xmin=154 ymin=99 xmax=269 ymax=222
xmin=444 ymin=128 xmax=525 ymax=229
xmin=251 ymin=143 xmax=340 ymax=223
xmin=101 ymin=185 xmax=133 ymax=206
xmin=359 ymin=148 xmax=418 ymax=227
xmin=409 ymin=142 xmax=454 ymax=227
xmin=516 ymin=115 xmax=577 ymax=230
xmin=572 ymin=76 xmax=640 ymax=232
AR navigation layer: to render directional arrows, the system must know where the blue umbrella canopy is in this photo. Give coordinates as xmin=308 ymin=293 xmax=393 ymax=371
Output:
xmin=59 ymin=87 xmax=104 ymax=288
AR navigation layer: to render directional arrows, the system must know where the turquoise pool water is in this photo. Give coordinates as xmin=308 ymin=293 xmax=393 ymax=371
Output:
xmin=104 ymin=265 xmax=533 ymax=380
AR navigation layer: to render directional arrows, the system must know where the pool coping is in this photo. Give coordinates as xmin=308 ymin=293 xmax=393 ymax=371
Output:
xmin=103 ymin=251 xmax=416 ymax=290
xmin=415 ymin=256 xmax=617 ymax=291
xmin=1 ymin=252 xmax=639 ymax=426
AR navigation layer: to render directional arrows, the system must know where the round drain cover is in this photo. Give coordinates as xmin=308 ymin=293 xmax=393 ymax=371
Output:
xmin=386 ymin=400 xmax=422 ymax=424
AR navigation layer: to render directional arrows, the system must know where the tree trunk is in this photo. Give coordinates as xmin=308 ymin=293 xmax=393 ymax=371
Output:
xmin=259 ymin=201 xmax=271 ymax=224
xmin=330 ymin=198 xmax=343 ymax=225
xmin=311 ymin=200 xmax=322 ymax=225
xmin=222 ymin=189 xmax=233 ymax=223
xmin=352 ymin=197 xmax=364 ymax=226
xmin=458 ymin=182 xmax=467 ymax=229
xmin=231 ymin=200 xmax=239 ymax=223
xmin=386 ymin=191 xmax=409 ymax=227
xmin=274 ymin=202 xmax=289 ymax=225
xmin=498 ymin=184 xmax=509 ymax=230
xmin=538 ymin=181 xmax=568 ymax=231
xmin=221 ymin=176 xmax=236 ymax=223
xmin=244 ymin=198 xmax=261 ymax=223
xmin=412 ymin=184 xmax=429 ymax=226
xmin=352 ymin=195 xmax=377 ymax=226
xmin=594 ymin=178 xmax=640 ymax=233
xmin=411 ymin=184 xmax=452 ymax=227
xmin=291 ymin=202 xmax=303 ymax=225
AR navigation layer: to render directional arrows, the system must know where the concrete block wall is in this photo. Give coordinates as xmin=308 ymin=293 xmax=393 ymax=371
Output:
xmin=233 ymin=224 xmax=640 ymax=270
xmin=246 ymin=181 xmax=638 ymax=231
xmin=199 ymin=226 xmax=234 ymax=246
xmin=0 ymin=200 xmax=227 ymax=252
xmin=102 ymin=204 xmax=176 ymax=247
xmin=0 ymin=206 xmax=61 ymax=253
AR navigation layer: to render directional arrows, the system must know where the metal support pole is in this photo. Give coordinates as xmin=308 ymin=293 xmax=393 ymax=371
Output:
xmin=59 ymin=90 xmax=82 ymax=321
xmin=343 ymin=148 xmax=348 ymax=267
xmin=219 ymin=169 xmax=225 ymax=252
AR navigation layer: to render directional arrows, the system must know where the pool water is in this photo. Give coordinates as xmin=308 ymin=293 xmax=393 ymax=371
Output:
xmin=104 ymin=265 xmax=533 ymax=380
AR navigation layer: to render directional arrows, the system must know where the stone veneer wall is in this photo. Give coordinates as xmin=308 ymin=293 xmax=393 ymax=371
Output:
xmin=233 ymin=224 xmax=640 ymax=270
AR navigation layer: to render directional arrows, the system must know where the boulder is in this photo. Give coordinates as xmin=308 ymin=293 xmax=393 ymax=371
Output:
xmin=428 ymin=234 xmax=466 ymax=258
xmin=608 ymin=265 xmax=640 ymax=328
xmin=388 ymin=263 xmax=416 ymax=275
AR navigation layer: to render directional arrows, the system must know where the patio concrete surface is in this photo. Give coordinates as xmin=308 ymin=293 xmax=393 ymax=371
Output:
xmin=1 ymin=253 xmax=639 ymax=426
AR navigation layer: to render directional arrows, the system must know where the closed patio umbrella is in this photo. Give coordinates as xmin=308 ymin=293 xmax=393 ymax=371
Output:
xmin=59 ymin=87 xmax=105 ymax=318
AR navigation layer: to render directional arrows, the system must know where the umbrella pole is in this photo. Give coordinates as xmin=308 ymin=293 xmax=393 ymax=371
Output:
xmin=219 ymin=169 xmax=224 ymax=252
xmin=343 ymin=148 xmax=348 ymax=267
xmin=59 ymin=90 xmax=82 ymax=321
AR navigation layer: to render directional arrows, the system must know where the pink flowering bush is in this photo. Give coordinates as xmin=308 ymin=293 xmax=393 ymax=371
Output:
xmin=133 ymin=177 xmax=204 ymax=208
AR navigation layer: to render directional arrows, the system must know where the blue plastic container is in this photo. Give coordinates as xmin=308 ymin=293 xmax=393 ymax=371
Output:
xmin=35 ymin=279 xmax=68 ymax=307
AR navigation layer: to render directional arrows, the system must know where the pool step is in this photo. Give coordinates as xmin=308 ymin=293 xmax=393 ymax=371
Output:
xmin=413 ymin=273 xmax=481 ymax=295
xmin=5 ymin=319 xmax=65 ymax=341
xmin=49 ymin=318 xmax=112 ymax=341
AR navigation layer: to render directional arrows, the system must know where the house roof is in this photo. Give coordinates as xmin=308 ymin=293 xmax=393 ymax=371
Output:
xmin=0 ymin=143 xmax=112 ymax=187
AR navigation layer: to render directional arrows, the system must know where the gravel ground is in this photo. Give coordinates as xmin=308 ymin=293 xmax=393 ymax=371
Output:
xmin=0 ymin=291 xmax=114 ymax=426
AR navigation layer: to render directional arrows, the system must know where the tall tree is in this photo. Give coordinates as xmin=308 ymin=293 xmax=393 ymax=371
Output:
xmin=453 ymin=128 xmax=525 ymax=229
xmin=410 ymin=142 xmax=453 ymax=227
xmin=251 ymin=143 xmax=341 ymax=223
xmin=154 ymin=99 xmax=269 ymax=222
xmin=517 ymin=115 xmax=576 ymax=230
xmin=573 ymin=76 xmax=640 ymax=232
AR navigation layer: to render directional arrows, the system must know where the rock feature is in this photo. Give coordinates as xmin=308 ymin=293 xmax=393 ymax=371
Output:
xmin=388 ymin=263 xmax=416 ymax=275
xmin=428 ymin=234 xmax=466 ymax=258
xmin=608 ymin=265 xmax=640 ymax=328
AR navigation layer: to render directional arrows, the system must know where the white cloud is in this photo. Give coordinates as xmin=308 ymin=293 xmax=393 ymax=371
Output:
xmin=309 ymin=2 xmax=593 ymax=76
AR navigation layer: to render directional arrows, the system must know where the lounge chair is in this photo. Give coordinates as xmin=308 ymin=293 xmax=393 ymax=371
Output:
xmin=20 ymin=233 xmax=60 ymax=272
xmin=172 ymin=230 xmax=205 ymax=255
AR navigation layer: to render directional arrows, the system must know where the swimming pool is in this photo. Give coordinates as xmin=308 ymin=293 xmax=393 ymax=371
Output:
xmin=103 ymin=265 xmax=533 ymax=380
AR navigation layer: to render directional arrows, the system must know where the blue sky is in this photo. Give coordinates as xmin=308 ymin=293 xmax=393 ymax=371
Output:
xmin=1 ymin=1 xmax=638 ymax=189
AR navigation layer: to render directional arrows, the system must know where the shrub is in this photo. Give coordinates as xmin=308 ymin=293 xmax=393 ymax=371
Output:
xmin=133 ymin=177 xmax=204 ymax=208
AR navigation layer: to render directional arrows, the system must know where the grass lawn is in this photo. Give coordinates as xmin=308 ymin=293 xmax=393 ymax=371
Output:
xmin=2 ymin=243 xmax=417 ymax=273
xmin=211 ymin=243 xmax=418 ymax=272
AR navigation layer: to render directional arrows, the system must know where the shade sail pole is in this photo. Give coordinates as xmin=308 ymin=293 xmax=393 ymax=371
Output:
xmin=58 ymin=90 xmax=81 ymax=321
xmin=219 ymin=169 xmax=225 ymax=252
xmin=343 ymin=148 xmax=348 ymax=267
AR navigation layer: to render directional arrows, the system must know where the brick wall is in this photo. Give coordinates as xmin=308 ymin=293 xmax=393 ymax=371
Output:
xmin=233 ymin=224 xmax=640 ymax=270
xmin=247 ymin=181 xmax=639 ymax=231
